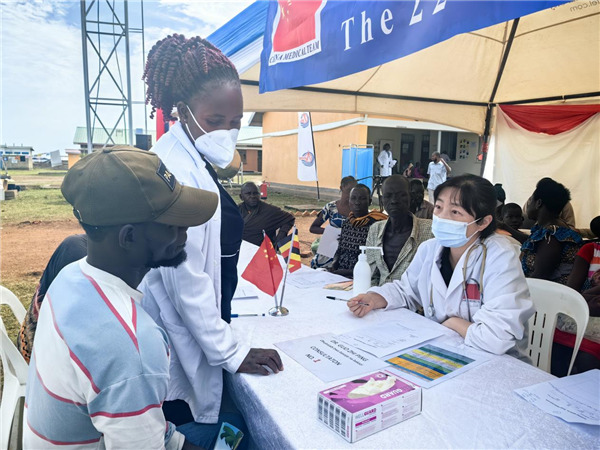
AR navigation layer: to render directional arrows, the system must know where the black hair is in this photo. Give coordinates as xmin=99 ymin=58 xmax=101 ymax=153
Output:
xmin=340 ymin=176 xmax=357 ymax=189
xmin=502 ymin=203 xmax=523 ymax=216
xmin=433 ymin=174 xmax=497 ymax=238
xmin=79 ymin=222 xmax=121 ymax=242
xmin=143 ymin=34 xmax=240 ymax=121
xmin=532 ymin=177 xmax=571 ymax=216
xmin=590 ymin=216 xmax=600 ymax=238
xmin=409 ymin=178 xmax=425 ymax=190
xmin=351 ymin=183 xmax=372 ymax=198
xmin=493 ymin=183 xmax=506 ymax=203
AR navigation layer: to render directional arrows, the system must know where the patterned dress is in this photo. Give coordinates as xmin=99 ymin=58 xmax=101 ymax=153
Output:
xmin=520 ymin=224 xmax=582 ymax=285
xmin=334 ymin=212 xmax=387 ymax=272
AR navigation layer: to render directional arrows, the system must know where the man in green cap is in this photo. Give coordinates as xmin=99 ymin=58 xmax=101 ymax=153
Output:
xmin=24 ymin=146 xmax=217 ymax=449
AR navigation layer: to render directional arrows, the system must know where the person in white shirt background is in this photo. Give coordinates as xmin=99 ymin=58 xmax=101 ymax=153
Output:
xmin=348 ymin=174 xmax=535 ymax=360
xmin=377 ymin=143 xmax=397 ymax=177
xmin=140 ymin=34 xmax=283 ymax=448
xmin=427 ymin=151 xmax=452 ymax=202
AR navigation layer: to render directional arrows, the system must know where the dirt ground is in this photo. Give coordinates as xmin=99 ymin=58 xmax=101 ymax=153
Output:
xmin=0 ymin=215 xmax=318 ymax=296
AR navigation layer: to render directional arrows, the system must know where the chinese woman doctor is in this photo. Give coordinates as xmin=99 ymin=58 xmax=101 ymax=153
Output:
xmin=348 ymin=174 xmax=535 ymax=359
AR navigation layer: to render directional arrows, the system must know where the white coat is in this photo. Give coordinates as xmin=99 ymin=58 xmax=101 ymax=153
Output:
xmin=139 ymin=122 xmax=249 ymax=424
xmin=370 ymin=233 xmax=535 ymax=359
xmin=377 ymin=150 xmax=396 ymax=177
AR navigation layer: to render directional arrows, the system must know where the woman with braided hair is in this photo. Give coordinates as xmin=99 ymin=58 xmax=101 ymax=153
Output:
xmin=139 ymin=34 xmax=283 ymax=448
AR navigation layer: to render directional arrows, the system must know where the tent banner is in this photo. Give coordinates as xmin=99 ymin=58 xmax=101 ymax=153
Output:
xmin=259 ymin=0 xmax=567 ymax=93
xmin=297 ymin=112 xmax=318 ymax=181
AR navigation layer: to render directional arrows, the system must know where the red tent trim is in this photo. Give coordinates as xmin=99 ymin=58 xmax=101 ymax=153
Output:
xmin=500 ymin=104 xmax=600 ymax=135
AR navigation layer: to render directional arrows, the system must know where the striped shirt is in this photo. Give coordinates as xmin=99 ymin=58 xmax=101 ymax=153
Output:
xmin=24 ymin=258 xmax=183 ymax=449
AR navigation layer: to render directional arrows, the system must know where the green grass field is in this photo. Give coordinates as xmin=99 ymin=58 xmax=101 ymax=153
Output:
xmin=1 ymin=189 xmax=73 ymax=225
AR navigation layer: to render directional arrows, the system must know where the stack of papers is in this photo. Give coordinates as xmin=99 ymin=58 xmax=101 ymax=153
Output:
xmin=515 ymin=369 xmax=600 ymax=432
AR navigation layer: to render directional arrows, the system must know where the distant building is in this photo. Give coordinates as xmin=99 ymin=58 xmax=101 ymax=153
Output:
xmin=255 ymin=112 xmax=481 ymax=198
xmin=237 ymin=126 xmax=263 ymax=173
xmin=73 ymin=127 xmax=157 ymax=153
xmin=1 ymin=144 xmax=34 ymax=170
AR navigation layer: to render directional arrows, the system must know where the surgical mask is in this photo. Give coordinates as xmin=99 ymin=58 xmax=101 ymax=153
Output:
xmin=432 ymin=215 xmax=480 ymax=248
xmin=185 ymin=105 xmax=239 ymax=168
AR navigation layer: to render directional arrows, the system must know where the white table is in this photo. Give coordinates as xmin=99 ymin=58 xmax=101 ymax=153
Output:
xmin=228 ymin=242 xmax=597 ymax=449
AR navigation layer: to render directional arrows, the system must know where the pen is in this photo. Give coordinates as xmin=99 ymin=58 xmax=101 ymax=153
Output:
xmin=326 ymin=296 xmax=370 ymax=306
xmin=231 ymin=313 xmax=266 ymax=318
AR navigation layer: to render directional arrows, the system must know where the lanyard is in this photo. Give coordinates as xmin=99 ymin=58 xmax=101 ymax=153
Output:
xmin=428 ymin=242 xmax=487 ymax=320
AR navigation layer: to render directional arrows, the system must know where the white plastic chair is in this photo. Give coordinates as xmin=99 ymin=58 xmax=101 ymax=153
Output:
xmin=526 ymin=278 xmax=589 ymax=376
xmin=0 ymin=285 xmax=28 ymax=450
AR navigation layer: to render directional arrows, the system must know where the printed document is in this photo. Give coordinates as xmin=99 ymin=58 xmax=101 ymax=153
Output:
xmin=275 ymin=333 xmax=387 ymax=383
xmin=385 ymin=340 xmax=489 ymax=388
xmin=285 ymin=268 xmax=349 ymax=289
xmin=515 ymin=369 xmax=600 ymax=426
xmin=337 ymin=321 xmax=442 ymax=358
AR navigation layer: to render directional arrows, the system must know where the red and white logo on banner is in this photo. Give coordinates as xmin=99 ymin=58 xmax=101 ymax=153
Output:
xmin=269 ymin=0 xmax=327 ymax=66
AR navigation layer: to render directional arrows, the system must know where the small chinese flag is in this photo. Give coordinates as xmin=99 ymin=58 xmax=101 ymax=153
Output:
xmin=278 ymin=229 xmax=302 ymax=273
xmin=242 ymin=235 xmax=283 ymax=296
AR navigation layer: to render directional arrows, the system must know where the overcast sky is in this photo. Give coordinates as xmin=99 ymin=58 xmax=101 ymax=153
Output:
xmin=1 ymin=0 xmax=254 ymax=154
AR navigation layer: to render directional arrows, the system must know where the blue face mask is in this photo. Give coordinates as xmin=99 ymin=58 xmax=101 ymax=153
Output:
xmin=432 ymin=215 xmax=480 ymax=248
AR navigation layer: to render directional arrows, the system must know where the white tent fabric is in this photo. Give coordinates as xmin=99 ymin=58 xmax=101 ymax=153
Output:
xmin=226 ymin=2 xmax=600 ymax=135
xmin=485 ymin=109 xmax=600 ymax=227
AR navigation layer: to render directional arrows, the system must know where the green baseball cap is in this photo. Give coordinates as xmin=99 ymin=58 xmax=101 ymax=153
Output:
xmin=62 ymin=146 xmax=218 ymax=227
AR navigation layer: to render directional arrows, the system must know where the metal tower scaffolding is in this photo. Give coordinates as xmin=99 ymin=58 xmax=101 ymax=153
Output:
xmin=80 ymin=0 xmax=146 ymax=153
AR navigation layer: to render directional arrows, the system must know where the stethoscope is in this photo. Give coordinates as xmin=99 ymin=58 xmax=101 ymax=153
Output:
xmin=428 ymin=242 xmax=488 ymax=322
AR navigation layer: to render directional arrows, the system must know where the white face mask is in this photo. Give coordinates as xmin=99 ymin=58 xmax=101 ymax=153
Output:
xmin=185 ymin=105 xmax=239 ymax=169
xmin=432 ymin=215 xmax=480 ymax=248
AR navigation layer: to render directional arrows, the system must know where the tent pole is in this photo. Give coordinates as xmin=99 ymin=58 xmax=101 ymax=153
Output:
xmin=481 ymin=18 xmax=520 ymax=177
xmin=309 ymin=112 xmax=320 ymax=200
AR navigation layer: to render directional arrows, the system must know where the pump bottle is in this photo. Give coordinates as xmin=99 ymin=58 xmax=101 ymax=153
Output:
xmin=353 ymin=246 xmax=383 ymax=297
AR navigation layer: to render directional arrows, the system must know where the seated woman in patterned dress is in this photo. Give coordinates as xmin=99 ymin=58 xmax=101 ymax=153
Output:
xmin=309 ymin=176 xmax=357 ymax=268
xmin=520 ymin=178 xmax=582 ymax=284
xmin=520 ymin=178 xmax=586 ymax=376
xmin=328 ymin=184 xmax=387 ymax=278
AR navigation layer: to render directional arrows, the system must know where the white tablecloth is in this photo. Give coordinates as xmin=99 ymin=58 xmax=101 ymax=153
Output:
xmin=228 ymin=242 xmax=596 ymax=449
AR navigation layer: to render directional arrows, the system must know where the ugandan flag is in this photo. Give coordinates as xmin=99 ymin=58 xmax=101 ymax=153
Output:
xmin=278 ymin=227 xmax=302 ymax=273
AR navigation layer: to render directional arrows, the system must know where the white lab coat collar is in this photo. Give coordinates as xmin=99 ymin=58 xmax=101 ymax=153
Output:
xmin=432 ymin=237 xmax=486 ymax=299
xmin=169 ymin=121 xmax=207 ymax=173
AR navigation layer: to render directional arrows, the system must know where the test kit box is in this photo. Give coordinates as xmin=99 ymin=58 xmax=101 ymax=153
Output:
xmin=317 ymin=370 xmax=422 ymax=443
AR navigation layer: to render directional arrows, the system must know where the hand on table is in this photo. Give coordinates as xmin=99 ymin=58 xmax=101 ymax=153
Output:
xmin=347 ymin=292 xmax=387 ymax=318
xmin=237 ymin=348 xmax=283 ymax=375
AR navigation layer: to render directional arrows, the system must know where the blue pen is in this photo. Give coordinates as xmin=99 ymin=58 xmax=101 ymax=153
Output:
xmin=231 ymin=313 xmax=266 ymax=318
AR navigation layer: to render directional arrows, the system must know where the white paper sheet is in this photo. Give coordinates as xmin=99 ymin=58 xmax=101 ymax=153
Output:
xmin=232 ymin=285 xmax=259 ymax=300
xmin=275 ymin=333 xmax=388 ymax=383
xmin=337 ymin=321 xmax=443 ymax=358
xmin=515 ymin=369 xmax=600 ymax=426
xmin=316 ymin=225 xmax=341 ymax=258
xmin=285 ymin=269 xmax=349 ymax=289
xmin=384 ymin=339 xmax=490 ymax=388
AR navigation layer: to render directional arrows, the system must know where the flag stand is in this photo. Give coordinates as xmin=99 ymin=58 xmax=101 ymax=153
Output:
xmin=269 ymin=226 xmax=296 ymax=317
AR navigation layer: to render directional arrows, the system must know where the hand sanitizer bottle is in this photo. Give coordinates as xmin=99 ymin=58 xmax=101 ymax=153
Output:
xmin=353 ymin=246 xmax=383 ymax=297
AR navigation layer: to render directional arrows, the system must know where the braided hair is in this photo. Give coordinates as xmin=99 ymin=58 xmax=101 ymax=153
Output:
xmin=143 ymin=34 xmax=240 ymax=121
